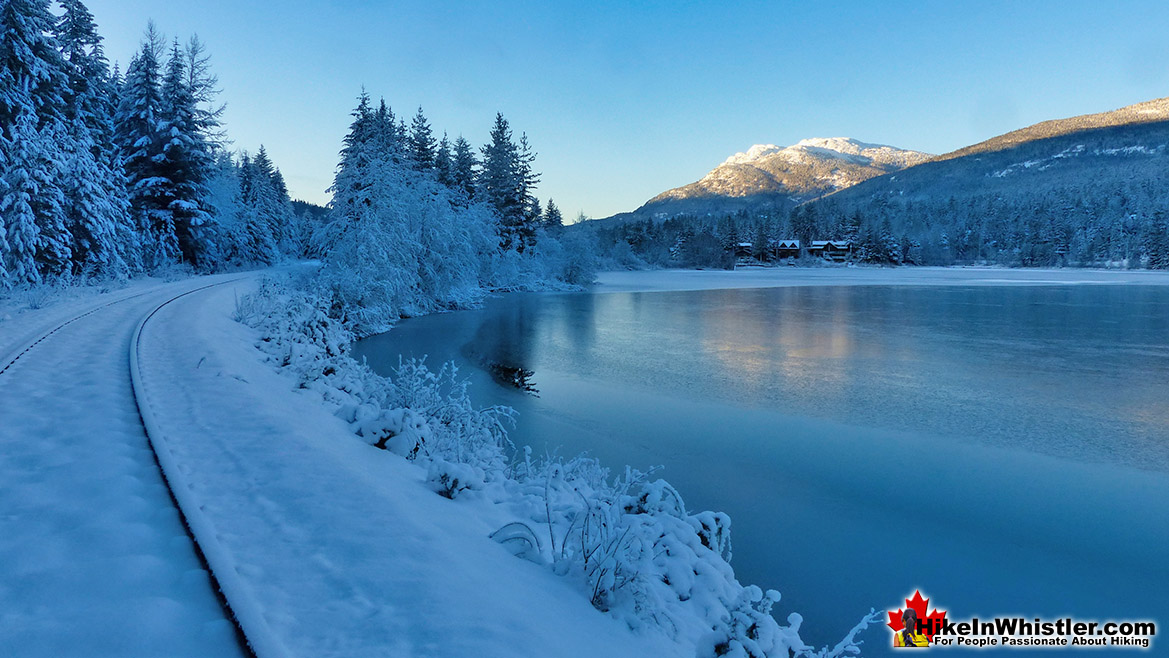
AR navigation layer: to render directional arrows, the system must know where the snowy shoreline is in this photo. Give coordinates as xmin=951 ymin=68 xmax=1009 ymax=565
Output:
xmin=589 ymin=266 xmax=1169 ymax=294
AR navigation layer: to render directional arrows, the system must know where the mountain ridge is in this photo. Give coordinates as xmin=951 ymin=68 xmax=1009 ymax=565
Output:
xmin=600 ymin=137 xmax=931 ymax=223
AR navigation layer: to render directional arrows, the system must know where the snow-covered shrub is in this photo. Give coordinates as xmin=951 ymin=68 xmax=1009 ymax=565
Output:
xmin=427 ymin=458 xmax=485 ymax=499
xmin=489 ymin=521 xmax=545 ymax=563
xmin=22 ymin=284 xmax=54 ymax=310
xmin=237 ymin=276 xmax=882 ymax=657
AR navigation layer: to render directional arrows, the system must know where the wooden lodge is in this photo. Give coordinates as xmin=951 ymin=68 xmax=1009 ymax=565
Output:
xmin=807 ymin=240 xmax=854 ymax=262
xmin=730 ymin=239 xmax=853 ymax=266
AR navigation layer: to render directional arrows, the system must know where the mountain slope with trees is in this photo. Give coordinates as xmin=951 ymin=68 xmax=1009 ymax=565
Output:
xmin=809 ymin=101 xmax=1169 ymax=267
xmin=602 ymin=138 xmax=931 ymax=223
xmin=585 ymin=97 xmax=1169 ymax=270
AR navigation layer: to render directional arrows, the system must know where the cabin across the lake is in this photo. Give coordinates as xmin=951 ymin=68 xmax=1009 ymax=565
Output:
xmin=807 ymin=240 xmax=853 ymax=262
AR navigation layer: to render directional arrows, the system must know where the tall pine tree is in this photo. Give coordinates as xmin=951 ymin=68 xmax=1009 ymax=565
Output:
xmin=407 ymin=106 xmax=435 ymax=171
xmin=115 ymin=24 xmax=173 ymax=268
xmin=159 ymin=38 xmax=213 ymax=266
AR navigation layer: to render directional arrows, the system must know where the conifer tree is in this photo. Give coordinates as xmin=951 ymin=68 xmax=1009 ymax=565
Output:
xmin=434 ymin=132 xmax=453 ymax=187
xmin=407 ymin=106 xmax=435 ymax=171
xmin=451 ymin=135 xmax=477 ymax=201
xmin=0 ymin=0 xmax=68 ymax=134
xmin=160 ymin=38 xmax=213 ymax=266
xmin=183 ymin=36 xmax=225 ymax=149
xmin=0 ymin=0 xmax=75 ymax=282
xmin=55 ymin=0 xmax=130 ymax=276
xmin=479 ymin=113 xmax=530 ymax=250
xmin=542 ymin=198 xmax=563 ymax=229
xmin=517 ymin=132 xmax=540 ymax=225
xmin=115 ymin=24 xmax=172 ymax=268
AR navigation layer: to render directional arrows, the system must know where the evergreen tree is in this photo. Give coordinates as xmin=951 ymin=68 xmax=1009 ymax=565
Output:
xmin=237 ymin=150 xmax=279 ymax=263
xmin=2 ymin=114 xmax=70 ymax=281
xmin=434 ymin=132 xmax=453 ymax=187
xmin=479 ymin=113 xmax=540 ymax=251
xmin=543 ymin=198 xmax=563 ymax=229
xmin=372 ymin=99 xmax=401 ymax=163
xmin=0 ymin=0 xmax=68 ymax=135
xmin=407 ymin=106 xmax=435 ymax=171
xmin=324 ymin=91 xmax=376 ymax=234
xmin=159 ymin=38 xmax=213 ymax=266
xmin=115 ymin=25 xmax=173 ymax=268
xmin=248 ymin=145 xmax=295 ymax=256
xmin=517 ymin=132 xmax=540 ymax=228
xmin=451 ymin=135 xmax=477 ymax=201
xmin=0 ymin=0 xmax=76 ymax=282
xmin=55 ymin=0 xmax=130 ymax=276
xmin=55 ymin=0 xmax=109 ymax=139
xmin=183 ymin=35 xmax=225 ymax=149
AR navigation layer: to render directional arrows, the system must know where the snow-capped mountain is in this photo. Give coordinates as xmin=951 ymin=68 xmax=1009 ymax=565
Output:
xmin=609 ymin=138 xmax=931 ymax=221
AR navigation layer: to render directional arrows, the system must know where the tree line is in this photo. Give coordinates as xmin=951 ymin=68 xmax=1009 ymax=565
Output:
xmin=1 ymin=0 xmax=307 ymax=287
xmin=310 ymin=92 xmax=591 ymax=333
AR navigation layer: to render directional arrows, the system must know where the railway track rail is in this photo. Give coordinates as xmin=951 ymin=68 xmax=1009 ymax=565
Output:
xmin=0 ymin=276 xmax=273 ymax=657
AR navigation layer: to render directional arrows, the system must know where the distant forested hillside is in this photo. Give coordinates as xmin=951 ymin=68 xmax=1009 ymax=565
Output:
xmin=812 ymin=118 xmax=1169 ymax=267
xmin=585 ymin=103 xmax=1169 ymax=270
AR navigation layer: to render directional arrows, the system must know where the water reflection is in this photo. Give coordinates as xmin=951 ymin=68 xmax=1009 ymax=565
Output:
xmin=355 ymin=285 xmax=1169 ymax=654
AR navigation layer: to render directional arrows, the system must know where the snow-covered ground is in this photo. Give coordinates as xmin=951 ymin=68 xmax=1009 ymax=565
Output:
xmin=0 ymin=277 xmax=173 ymax=361
xmin=132 ymin=278 xmax=688 ymax=657
xmin=4 ymin=268 xmax=878 ymax=657
xmin=591 ymin=266 xmax=1169 ymax=294
xmin=12 ymin=264 xmax=1154 ymax=656
xmin=0 ymin=275 xmax=248 ymax=657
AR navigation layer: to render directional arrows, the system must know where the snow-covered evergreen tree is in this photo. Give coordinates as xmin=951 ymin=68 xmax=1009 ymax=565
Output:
xmin=183 ymin=35 xmax=225 ymax=149
xmin=159 ymin=38 xmax=214 ymax=267
xmin=245 ymin=145 xmax=295 ymax=258
xmin=115 ymin=25 xmax=174 ymax=269
xmin=55 ymin=0 xmax=131 ymax=277
xmin=543 ymin=198 xmax=563 ymax=229
xmin=407 ymin=106 xmax=435 ymax=172
xmin=0 ymin=0 xmax=78 ymax=283
xmin=434 ymin=132 xmax=453 ymax=187
xmin=479 ymin=113 xmax=534 ymax=251
xmin=2 ymin=113 xmax=70 ymax=282
xmin=450 ymin=135 xmax=477 ymax=201
xmin=0 ymin=0 xmax=68 ymax=134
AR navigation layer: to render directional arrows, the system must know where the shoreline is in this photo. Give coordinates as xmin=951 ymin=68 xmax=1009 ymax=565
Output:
xmin=589 ymin=266 xmax=1169 ymax=294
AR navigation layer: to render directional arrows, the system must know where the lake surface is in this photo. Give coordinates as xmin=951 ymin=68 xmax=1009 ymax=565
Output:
xmin=355 ymin=280 xmax=1169 ymax=655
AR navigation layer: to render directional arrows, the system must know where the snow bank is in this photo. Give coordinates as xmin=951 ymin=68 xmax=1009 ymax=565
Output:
xmin=215 ymin=274 xmax=881 ymax=657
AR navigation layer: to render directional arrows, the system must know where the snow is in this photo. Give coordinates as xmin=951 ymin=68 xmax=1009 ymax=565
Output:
xmin=0 ymin=277 xmax=184 ymax=360
xmin=716 ymin=138 xmax=932 ymax=173
xmin=590 ymin=266 xmax=1169 ymax=294
xmin=0 ymin=275 xmax=248 ymax=657
xmin=23 ymin=266 xmax=1156 ymax=655
xmin=722 ymin=144 xmax=784 ymax=165
xmin=130 ymin=278 xmax=689 ymax=657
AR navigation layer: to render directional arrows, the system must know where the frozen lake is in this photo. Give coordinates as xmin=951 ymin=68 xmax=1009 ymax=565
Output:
xmin=354 ymin=269 xmax=1169 ymax=655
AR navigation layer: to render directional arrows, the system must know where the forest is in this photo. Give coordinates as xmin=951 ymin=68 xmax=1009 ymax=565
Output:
xmin=1 ymin=0 xmax=592 ymax=299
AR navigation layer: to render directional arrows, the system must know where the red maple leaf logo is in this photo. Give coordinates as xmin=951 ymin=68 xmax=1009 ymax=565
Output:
xmin=888 ymin=590 xmax=947 ymax=642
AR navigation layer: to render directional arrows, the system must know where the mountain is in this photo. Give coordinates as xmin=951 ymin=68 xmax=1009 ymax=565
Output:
xmin=933 ymin=96 xmax=1169 ymax=162
xmin=805 ymin=97 xmax=1169 ymax=267
xmin=587 ymin=96 xmax=1169 ymax=270
xmin=604 ymin=138 xmax=932 ymax=222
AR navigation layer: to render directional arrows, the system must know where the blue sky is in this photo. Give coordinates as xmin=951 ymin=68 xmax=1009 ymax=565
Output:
xmin=88 ymin=0 xmax=1169 ymax=219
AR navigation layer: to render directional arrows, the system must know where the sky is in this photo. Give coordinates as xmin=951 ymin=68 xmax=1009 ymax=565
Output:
xmin=88 ymin=0 xmax=1169 ymax=220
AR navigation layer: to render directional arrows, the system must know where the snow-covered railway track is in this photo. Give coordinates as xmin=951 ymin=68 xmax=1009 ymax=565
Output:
xmin=0 ymin=276 xmax=254 ymax=657
xmin=129 ymin=278 xmax=286 ymax=658
xmin=0 ymin=287 xmax=157 ymax=377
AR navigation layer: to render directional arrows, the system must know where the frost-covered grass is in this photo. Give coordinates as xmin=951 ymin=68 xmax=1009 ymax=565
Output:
xmin=237 ymin=274 xmax=881 ymax=657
